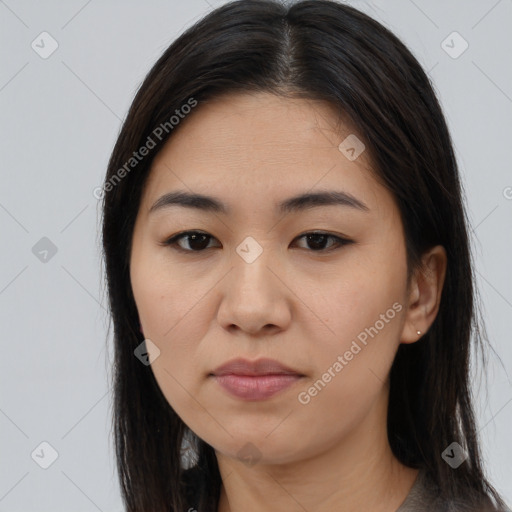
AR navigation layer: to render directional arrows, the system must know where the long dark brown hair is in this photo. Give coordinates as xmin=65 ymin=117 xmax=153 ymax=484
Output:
xmin=100 ymin=1 xmax=509 ymax=510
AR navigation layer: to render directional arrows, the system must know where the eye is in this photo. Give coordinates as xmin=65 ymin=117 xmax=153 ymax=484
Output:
xmin=161 ymin=230 xmax=353 ymax=253
xmin=162 ymin=231 xmax=220 ymax=252
xmin=293 ymin=231 xmax=353 ymax=252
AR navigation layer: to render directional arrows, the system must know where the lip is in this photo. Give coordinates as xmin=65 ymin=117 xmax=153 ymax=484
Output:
xmin=213 ymin=374 xmax=303 ymax=400
xmin=210 ymin=358 xmax=305 ymax=401
xmin=211 ymin=357 xmax=303 ymax=377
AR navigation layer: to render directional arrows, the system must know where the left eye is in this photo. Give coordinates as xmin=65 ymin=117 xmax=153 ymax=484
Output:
xmin=162 ymin=230 xmax=352 ymax=253
xmin=294 ymin=232 xmax=351 ymax=251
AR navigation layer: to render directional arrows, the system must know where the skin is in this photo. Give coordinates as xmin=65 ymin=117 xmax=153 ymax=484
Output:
xmin=129 ymin=91 xmax=447 ymax=512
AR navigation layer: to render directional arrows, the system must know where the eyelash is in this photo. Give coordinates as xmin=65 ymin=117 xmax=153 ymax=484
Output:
xmin=161 ymin=230 xmax=354 ymax=254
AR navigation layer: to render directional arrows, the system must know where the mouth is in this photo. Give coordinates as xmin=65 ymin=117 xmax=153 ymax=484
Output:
xmin=210 ymin=357 xmax=305 ymax=401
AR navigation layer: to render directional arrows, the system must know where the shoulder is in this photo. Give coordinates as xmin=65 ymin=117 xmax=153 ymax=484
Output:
xmin=397 ymin=469 xmax=511 ymax=512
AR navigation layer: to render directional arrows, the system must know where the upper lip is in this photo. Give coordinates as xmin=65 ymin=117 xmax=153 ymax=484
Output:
xmin=211 ymin=357 xmax=304 ymax=377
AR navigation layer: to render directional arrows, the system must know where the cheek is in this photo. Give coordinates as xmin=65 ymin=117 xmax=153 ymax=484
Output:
xmin=320 ymin=252 xmax=406 ymax=342
xmin=130 ymin=249 xmax=219 ymax=400
xmin=131 ymin=246 xmax=208 ymax=341
xmin=130 ymin=255 xmax=201 ymax=396
xmin=291 ymin=277 xmax=405 ymax=447
xmin=306 ymin=242 xmax=408 ymax=391
xmin=138 ymin=292 xmax=213 ymax=429
xmin=310 ymin=280 xmax=405 ymax=389
xmin=134 ymin=277 xmax=209 ymax=377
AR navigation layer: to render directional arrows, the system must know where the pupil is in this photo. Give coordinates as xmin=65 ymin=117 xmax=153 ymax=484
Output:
xmin=307 ymin=234 xmax=327 ymax=250
xmin=189 ymin=234 xmax=208 ymax=250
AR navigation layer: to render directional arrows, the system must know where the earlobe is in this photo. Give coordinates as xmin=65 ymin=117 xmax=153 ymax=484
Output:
xmin=400 ymin=245 xmax=447 ymax=344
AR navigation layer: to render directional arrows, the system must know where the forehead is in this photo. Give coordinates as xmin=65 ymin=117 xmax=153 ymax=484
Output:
xmin=141 ymin=92 xmax=387 ymax=214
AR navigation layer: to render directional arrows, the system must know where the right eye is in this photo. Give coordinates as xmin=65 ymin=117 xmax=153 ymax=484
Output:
xmin=161 ymin=230 xmax=220 ymax=253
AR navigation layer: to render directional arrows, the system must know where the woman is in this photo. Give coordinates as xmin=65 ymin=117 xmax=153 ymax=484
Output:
xmin=100 ymin=1 xmax=510 ymax=510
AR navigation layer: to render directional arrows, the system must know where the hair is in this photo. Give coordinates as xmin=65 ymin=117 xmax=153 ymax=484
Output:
xmin=100 ymin=1 xmax=509 ymax=511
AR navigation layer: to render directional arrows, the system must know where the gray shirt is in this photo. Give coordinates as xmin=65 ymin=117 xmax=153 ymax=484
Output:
xmin=396 ymin=469 xmax=439 ymax=511
xmin=396 ymin=469 xmax=511 ymax=512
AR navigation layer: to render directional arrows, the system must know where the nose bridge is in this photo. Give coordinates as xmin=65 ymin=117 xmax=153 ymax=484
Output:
xmin=232 ymin=234 xmax=275 ymax=293
xmin=216 ymin=235 xmax=290 ymax=333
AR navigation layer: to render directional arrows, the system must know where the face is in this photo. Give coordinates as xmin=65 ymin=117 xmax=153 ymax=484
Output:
xmin=129 ymin=91 xmax=411 ymax=465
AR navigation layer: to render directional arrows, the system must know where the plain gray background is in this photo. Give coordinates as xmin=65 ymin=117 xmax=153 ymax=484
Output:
xmin=1 ymin=0 xmax=511 ymax=510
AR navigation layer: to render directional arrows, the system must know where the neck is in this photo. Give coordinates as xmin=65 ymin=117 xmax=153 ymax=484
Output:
xmin=215 ymin=385 xmax=419 ymax=512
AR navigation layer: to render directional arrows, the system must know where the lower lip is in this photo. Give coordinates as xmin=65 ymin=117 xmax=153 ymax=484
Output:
xmin=212 ymin=374 xmax=303 ymax=400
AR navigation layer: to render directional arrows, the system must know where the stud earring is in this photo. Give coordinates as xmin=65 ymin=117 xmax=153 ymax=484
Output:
xmin=417 ymin=330 xmax=421 ymax=336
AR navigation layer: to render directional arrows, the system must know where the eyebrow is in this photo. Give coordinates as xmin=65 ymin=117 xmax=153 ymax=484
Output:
xmin=148 ymin=189 xmax=369 ymax=215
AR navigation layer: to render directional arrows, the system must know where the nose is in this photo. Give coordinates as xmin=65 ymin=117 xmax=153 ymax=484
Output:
xmin=216 ymin=247 xmax=292 ymax=336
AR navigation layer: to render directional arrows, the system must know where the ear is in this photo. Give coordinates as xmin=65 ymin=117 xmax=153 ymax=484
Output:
xmin=400 ymin=245 xmax=447 ymax=344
